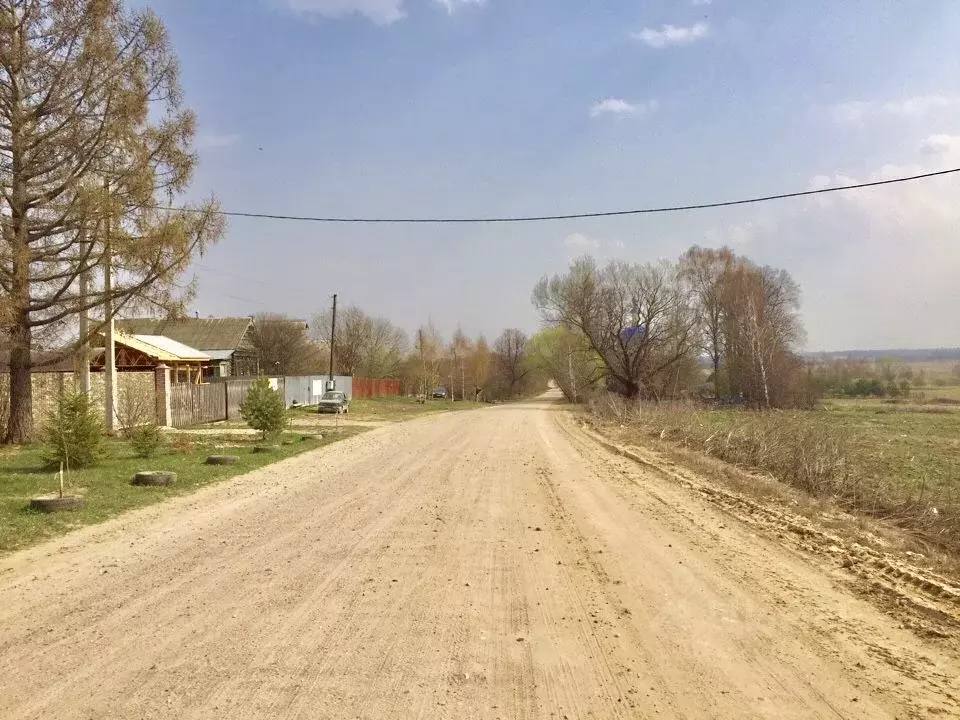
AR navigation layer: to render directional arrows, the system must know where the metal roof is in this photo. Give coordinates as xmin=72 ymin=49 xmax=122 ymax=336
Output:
xmin=113 ymin=333 xmax=210 ymax=363
xmin=116 ymin=317 xmax=254 ymax=352
xmin=205 ymin=350 xmax=234 ymax=361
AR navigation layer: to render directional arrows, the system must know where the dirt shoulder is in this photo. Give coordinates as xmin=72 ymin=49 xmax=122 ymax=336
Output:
xmin=582 ymin=413 xmax=960 ymax=642
xmin=1 ymin=399 xmax=957 ymax=718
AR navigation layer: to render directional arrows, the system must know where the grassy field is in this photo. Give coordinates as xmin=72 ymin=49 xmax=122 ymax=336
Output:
xmin=593 ymin=395 xmax=960 ymax=552
xmin=915 ymin=385 xmax=960 ymax=402
xmin=330 ymin=396 xmax=485 ymax=422
xmin=205 ymin=396 xmax=486 ymax=430
xmin=0 ymin=427 xmax=365 ymax=555
xmin=822 ymin=400 xmax=960 ymax=499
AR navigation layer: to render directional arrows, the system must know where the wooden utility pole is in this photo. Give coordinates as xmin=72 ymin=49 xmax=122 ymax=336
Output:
xmin=327 ymin=293 xmax=337 ymax=386
xmin=102 ymin=184 xmax=117 ymax=433
xmin=77 ymin=261 xmax=91 ymax=395
xmin=418 ymin=328 xmax=426 ymax=403
xmin=568 ymin=343 xmax=578 ymax=403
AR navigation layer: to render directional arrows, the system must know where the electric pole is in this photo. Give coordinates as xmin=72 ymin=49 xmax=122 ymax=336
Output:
xmin=327 ymin=293 xmax=337 ymax=388
xmin=102 ymin=183 xmax=117 ymax=433
xmin=77 ymin=235 xmax=91 ymax=395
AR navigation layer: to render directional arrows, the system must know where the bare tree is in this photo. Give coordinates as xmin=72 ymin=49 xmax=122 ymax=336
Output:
xmin=311 ymin=305 xmax=407 ymax=377
xmin=249 ymin=314 xmax=320 ymax=376
xmin=721 ymin=263 xmax=804 ymax=407
xmin=679 ymin=245 xmax=735 ymax=390
xmin=533 ymin=257 xmax=698 ymax=399
xmin=450 ymin=326 xmax=472 ymax=401
xmin=527 ymin=326 xmax=604 ymax=403
xmin=470 ymin=334 xmax=491 ymax=401
xmin=492 ymin=329 xmax=530 ymax=399
xmin=364 ymin=317 xmax=408 ymax=378
xmin=414 ymin=323 xmax=443 ymax=399
xmin=0 ymin=1 xmax=223 ymax=442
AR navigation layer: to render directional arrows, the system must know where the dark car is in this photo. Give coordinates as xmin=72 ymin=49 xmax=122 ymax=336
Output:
xmin=317 ymin=390 xmax=349 ymax=414
xmin=431 ymin=387 xmax=448 ymax=399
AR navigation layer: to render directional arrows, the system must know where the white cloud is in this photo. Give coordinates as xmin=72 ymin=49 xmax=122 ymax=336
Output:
xmin=704 ymin=217 xmax=778 ymax=247
xmin=195 ymin=132 xmax=241 ymax=150
xmin=881 ymin=94 xmax=952 ymax=117
xmin=589 ymin=98 xmax=658 ymax=118
xmin=434 ymin=0 xmax=485 ymax=13
xmin=706 ymin=136 xmax=960 ymax=349
xmin=829 ymin=94 xmax=954 ymax=127
xmin=692 ymin=0 xmax=713 ymax=5
xmin=829 ymin=101 xmax=871 ymax=127
xmin=633 ymin=22 xmax=709 ymax=49
xmin=564 ymin=233 xmax=601 ymax=251
xmin=920 ymin=134 xmax=960 ymax=156
xmin=286 ymin=0 xmax=406 ymax=25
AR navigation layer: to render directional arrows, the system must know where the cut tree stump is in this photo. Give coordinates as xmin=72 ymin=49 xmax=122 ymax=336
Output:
xmin=131 ymin=471 xmax=177 ymax=486
xmin=29 ymin=494 xmax=84 ymax=513
xmin=205 ymin=455 xmax=239 ymax=466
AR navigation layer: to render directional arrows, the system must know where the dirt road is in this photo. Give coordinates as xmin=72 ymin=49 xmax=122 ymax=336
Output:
xmin=1 ymin=394 xmax=958 ymax=719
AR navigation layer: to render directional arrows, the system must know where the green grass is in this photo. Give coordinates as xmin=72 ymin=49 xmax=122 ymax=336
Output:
xmin=291 ymin=395 xmax=485 ymax=423
xmin=343 ymin=396 xmax=485 ymax=421
xmin=594 ymin=396 xmax=960 ymax=551
xmin=0 ymin=427 xmax=365 ymax=555
xmin=916 ymin=384 xmax=960 ymax=402
xmin=821 ymin=400 xmax=960 ymax=497
xmin=623 ymin=401 xmax=960 ymax=499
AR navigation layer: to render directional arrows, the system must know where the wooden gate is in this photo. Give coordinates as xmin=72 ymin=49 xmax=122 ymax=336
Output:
xmin=170 ymin=383 xmax=227 ymax=428
xmin=225 ymin=378 xmax=258 ymax=420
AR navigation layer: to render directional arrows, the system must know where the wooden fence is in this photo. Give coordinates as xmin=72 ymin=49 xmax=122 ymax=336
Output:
xmin=170 ymin=377 xmax=286 ymax=428
xmin=225 ymin=378 xmax=258 ymax=421
xmin=168 ymin=376 xmax=397 ymax=428
xmin=170 ymin=383 xmax=227 ymax=428
xmin=352 ymin=377 xmax=401 ymax=399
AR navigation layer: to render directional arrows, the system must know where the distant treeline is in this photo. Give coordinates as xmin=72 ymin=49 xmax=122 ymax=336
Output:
xmin=807 ymin=348 xmax=960 ymax=362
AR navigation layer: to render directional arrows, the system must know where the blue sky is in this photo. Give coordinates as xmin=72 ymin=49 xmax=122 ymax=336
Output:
xmin=148 ymin=0 xmax=960 ymax=350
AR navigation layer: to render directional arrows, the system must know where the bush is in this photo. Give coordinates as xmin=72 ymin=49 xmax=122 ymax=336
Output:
xmin=589 ymin=394 xmax=960 ymax=553
xmin=127 ymin=424 xmax=165 ymax=458
xmin=240 ymin=377 xmax=289 ymax=440
xmin=44 ymin=391 xmax=106 ymax=469
xmin=169 ymin=436 xmax=196 ymax=455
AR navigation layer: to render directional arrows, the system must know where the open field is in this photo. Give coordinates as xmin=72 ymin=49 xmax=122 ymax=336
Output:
xmin=0 ymin=428 xmax=365 ymax=555
xmin=1 ymin=393 xmax=957 ymax=718
xmin=915 ymin=384 xmax=960 ymax=402
xmin=204 ymin=395 xmax=486 ymax=431
xmin=591 ymin=396 xmax=960 ymax=554
xmin=823 ymin=399 xmax=960 ymax=500
xmin=301 ymin=395 xmax=486 ymax=422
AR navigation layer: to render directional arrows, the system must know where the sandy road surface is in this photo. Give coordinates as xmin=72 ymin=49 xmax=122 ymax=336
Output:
xmin=1 ymin=393 xmax=958 ymax=719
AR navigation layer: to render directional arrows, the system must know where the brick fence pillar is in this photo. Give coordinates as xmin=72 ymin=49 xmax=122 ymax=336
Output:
xmin=154 ymin=364 xmax=172 ymax=427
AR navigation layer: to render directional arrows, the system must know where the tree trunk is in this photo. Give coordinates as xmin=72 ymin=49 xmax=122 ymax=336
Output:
xmin=5 ymin=96 xmax=33 ymax=444
xmin=568 ymin=347 xmax=578 ymax=403
xmin=5 ymin=317 xmax=33 ymax=444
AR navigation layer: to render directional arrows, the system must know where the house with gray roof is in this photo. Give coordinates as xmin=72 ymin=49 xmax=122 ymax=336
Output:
xmin=115 ymin=317 xmax=259 ymax=378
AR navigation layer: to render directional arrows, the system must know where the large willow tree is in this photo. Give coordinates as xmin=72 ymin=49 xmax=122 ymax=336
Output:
xmin=1 ymin=0 xmax=223 ymax=443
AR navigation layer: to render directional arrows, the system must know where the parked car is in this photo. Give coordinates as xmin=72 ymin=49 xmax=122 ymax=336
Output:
xmin=431 ymin=387 xmax=448 ymax=399
xmin=317 ymin=390 xmax=349 ymax=414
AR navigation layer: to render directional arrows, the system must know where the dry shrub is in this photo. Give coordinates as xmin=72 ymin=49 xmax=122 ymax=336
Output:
xmin=116 ymin=384 xmax=154 ymax=432
xmin=592 ymin=394 xmax=960 ymax=553
xmin=169 ymin=436 xmax=196 ymax=455
xmin=0 ymin=388 xmax=8 ymax=440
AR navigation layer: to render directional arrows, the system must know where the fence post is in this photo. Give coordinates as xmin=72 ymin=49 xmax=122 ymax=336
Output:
xmin=224 ymin=382 xmax=230 ymax=421
xmin=154 ymin=364 xmax=172 ymax=427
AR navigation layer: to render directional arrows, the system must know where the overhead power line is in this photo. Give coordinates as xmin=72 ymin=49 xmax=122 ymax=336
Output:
xmin=164 ymin=166 xmax=960 ymax=225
